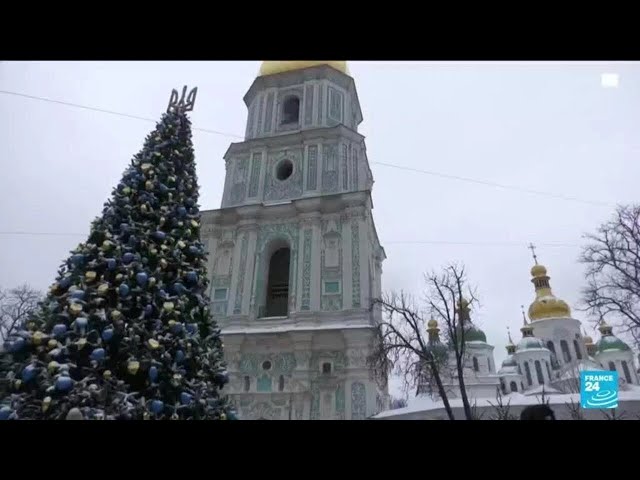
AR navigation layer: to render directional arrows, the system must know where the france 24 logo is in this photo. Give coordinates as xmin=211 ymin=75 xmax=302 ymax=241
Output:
xmin=580 ymin=370 xmax=618 ymax=409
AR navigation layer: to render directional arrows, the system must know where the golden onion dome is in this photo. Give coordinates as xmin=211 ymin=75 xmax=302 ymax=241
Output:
xmin=258 ymin=61 xmax=349 ymax=77
xmin=583 ymin=335 xmax=594 ymax=345
xmin=527 ymin=263 xmax=571 ymax=321
xmin=427 ymin=319 xmax=438 ymax=329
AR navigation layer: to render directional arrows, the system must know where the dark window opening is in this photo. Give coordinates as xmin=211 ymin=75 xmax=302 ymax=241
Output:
xmin=510 ymin=381 xmax=518 ymax=393
xmin=535 ymin=360 xmax=544 ymax=384
xmin=547 ymin=341 xmax=556 ymax=357
xmin=262 ymin=360 xmax=272 ymax=371
xmin=622 ymin=361 xmax=632 ymax=383
xmin=545 ymin=360 xmax=551 ymax=379
xmin=608 ymin=361 xmax=616 ymax=372
xmin=322 ymin=362 xmax=332 ymax=374
xmin=265 ymin=247 xmax=290 ymax=317
xmin=278 ymin=375 xmax=285 ymax=392
xmin=573 ymin=339 xmax=583 ymax=360
xmin=282 ymin=96 xmax=300 ymax=124
xmin=276 ymin=159 xmax=293 ymax=181
xmin=560 ymin=340 xmax=571 ymax=363
xmin=524 ymin=362 xmax=532 ymax=386
xmin=243 ymin=376 xmax=250 ymax=392
xmin=473 ymin=356 xmax=479 ymax=372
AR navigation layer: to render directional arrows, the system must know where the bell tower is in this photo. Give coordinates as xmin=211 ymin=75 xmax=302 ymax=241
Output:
xmin=201 ymin=61 xmax=387 ymax=420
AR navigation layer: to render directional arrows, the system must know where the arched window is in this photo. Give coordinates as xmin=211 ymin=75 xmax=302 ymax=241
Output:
xmin=573 ymin=339 xmax=583 ymax=360
xmin=282 ymin=96 xmax=300 ymax=124
xmin=608 ymin=361 xmax=616 ymax=372
xmin=510 ymin=381 xmax=518 ymax=393
xmin=560 ymin=340 xmax=571 ymax=363
xmin=472 ymin=356 xmax=479 ymax=372
xmin=265 ymin=247 xmax=290 ymax=317
xmin=500 ymin=379 xmax=506 ymax=394
xmin=517 ymin=363 xmax=522 ymax=375
xmin=535 ymin=360 xmax=544 ymax=384
xmin=243 ymin=376 xmax=250 ymax=392
xmin=622 ymin=361 xmax=633 ymax=384
xmin=322 ymin=362 xmax=332 ymax=375
xmin=278 ymin=375 xmax=285 ymax=392
xmin=545 ymin=360 xmax=551 ymax=379
xmin=547 ymin=341 xmax=556 ymax=358
xmin=524 ymin=362 xmax=532 ymax=386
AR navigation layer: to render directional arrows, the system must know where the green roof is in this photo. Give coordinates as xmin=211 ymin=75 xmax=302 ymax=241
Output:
xmin=596 ymin=335 xmax=631 ymax=353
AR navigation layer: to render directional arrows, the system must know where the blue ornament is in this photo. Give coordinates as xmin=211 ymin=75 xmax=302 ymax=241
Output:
xmin=102 ymin=328 xmax=114 ymax=342
xmin=149 ymin=366 xmax=158 ymax=382
xmin=122 ymin=253 xmax=135 ymax=264
xmin=180 ymin=392 xmax=193 ymax=405
xmin=186 ymin=323 xmax=198 ymax=335
xmin=175 ymin=350 xmax=185 ymax=363
xmin=90 ymin=348 xmax=106 ymax=361
xmin=171 ymin=323 xmax=183 ymax=335
xmin=0 ymin=407 xmax=13 ymax=420
xmin=159 ymin=184 xmax=169 ymax=194
xmin=76 ymin=317 xmax=88 ymax=331
xmin=150 ymin=400 xmax=164 ymax=414
xmin=172 ymin=282 xmax=185 ymax=295
xmin=55 ymin=376 xmax=73 ymax=392
xmin=52 ymin=324 xmax=67 ymax=338
xmin=22 ymin=365 xmax=36 ymax=382
xmin=188 ymin=246 xmax=200 ymax=256
xmin=136 ymin=272 xmax=148 ymax=287
xmin=185 ymin=271 xmax=197 ymax=284
xmin=70 ymin=254 xmax=85 ymax=266
xmin=58 ymin=277 xmax=72 ymax=290
xmin=119 ymin=284 xmax=130 ymax=298
xmin=144 ymin=304 xmax=153 ymax=318
xmin=70 ymin=290 xmax=85 ymax=301
xmin=153 ymin=319 xmax=163 ymax=330
xmin=106 ymin=258 xmax=117 ymax=270
xmin=153 ymin=231 xmax=166 ymax=241
xmin=177 ymin=206 xmax=187 ymax=218
xmin=159 ymin=289 xmax=168 ymax=299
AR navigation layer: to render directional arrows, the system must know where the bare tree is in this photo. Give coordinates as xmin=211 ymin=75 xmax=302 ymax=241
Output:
xmin=368 ymin=263 xmax=478 ymax=420
xmin=369 ymin=291 xmax=456 ymax=420
xmin=581 ymin=204 xmax=640 ymax=346
xmin=424 ymin=264 xmax=477 ymax=421
xmin=0 ymin=284 xmax=42 ymax=342
xmin=488 ymin=387 xmax=518 ymax=420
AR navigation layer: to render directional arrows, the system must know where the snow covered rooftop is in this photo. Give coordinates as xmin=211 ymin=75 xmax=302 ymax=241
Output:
xmin=373 ymin=385 xmax=640 ymax=419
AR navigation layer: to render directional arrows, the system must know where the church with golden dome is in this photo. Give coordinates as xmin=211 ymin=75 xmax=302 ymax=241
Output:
xmin=376 ymin=259 xmax=640 ymax=420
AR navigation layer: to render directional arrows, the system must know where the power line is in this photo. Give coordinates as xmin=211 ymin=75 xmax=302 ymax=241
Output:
xmin=0 ymin=88 xmax=615 ymax=207
xmin=0 ymin=230 xmax=581 ymax=248
xmin=370 ymin=161 xmax=615 ymax=208
xmin=0 ymin=90 xmax=244 ymax=139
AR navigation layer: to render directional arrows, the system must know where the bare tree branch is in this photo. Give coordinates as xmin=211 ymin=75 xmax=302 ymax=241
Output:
xmin=580 ymin=204 xmax=640 ymax=347
xmin=0 ymin=284 xmax=43 ymax=342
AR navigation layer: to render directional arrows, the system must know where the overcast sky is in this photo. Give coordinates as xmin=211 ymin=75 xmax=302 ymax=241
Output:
xmin=1 ymin=61 xmax=639 ymax=397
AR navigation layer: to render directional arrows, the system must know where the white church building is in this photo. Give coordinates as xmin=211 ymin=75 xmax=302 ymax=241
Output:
xmin=201 ymin=61 xmax=388 ymax=420
xmin=375 ymin=262 xmax=640 ymax=420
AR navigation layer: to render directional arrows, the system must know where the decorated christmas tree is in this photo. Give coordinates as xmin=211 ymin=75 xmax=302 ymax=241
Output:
xmin=0 ymin=87 xmax=232 ymax=420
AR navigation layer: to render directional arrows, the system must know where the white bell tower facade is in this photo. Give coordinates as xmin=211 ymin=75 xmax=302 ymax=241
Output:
xmin=201 ymin=61 xmax=387 ymax=420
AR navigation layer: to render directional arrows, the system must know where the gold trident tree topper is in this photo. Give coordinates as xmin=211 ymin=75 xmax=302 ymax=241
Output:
xmin=167 ymin=86 xmax=198 ymax=113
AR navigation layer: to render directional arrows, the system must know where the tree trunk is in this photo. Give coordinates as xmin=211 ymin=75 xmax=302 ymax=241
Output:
xmin=431 ymin=363 xmax=455 ymax=420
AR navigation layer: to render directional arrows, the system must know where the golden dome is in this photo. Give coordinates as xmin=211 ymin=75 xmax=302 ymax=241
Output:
xmin=527 ymin=264 xmax=572 ymax=321
xmin=530 ymin=264 xmax=547 ymax=277
xmin=427 ymin=319 xmax=438 ymax=329
xmin=258 ymin=61 xmax=349 ymax=77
